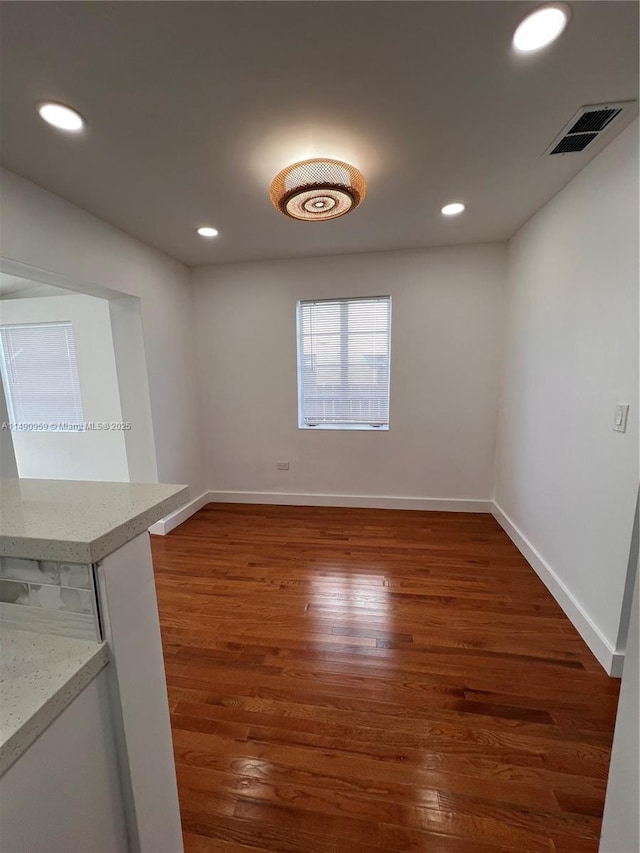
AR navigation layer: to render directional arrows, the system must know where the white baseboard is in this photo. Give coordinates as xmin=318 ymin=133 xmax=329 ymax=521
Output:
xmin=148 ymin=491 xmax=210 ymax=535
xmin=492 ymin=502 xmax=624 ymax=676
xmin=206 ymin=490 xmax=492 ymax=513
xmin=149 ymin=489 xmax=491 ymax=534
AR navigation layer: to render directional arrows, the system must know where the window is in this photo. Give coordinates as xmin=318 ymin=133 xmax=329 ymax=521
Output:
xmin=297 ymin=296 xmax=391 ymax=430
xmin=0 ymin=321 xmax=84 ymax=429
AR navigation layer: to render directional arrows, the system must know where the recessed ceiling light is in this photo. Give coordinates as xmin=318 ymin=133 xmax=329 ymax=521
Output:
xmin=37 ymin=102 xmax=85 ymax=132
xmin=197 ymin=227 xmax=219 ymax=238
xmin=513 ymin=4 xmax=570 ymax=53
xmin=270 ymin=159 xmax=367 ymax=221
xmin=441 ymin=202 xmax=466 ymax=216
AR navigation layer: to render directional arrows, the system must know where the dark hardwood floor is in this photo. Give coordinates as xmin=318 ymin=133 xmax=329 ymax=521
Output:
xmin=151 ymin=504 xmax=620 ymax=853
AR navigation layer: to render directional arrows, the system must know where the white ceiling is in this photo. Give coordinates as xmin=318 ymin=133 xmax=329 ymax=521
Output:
xmin=0 ymin=1 xmax=637 ymax=267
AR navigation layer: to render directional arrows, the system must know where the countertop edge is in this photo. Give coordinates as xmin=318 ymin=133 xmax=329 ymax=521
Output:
xmin=89 ymin=485 xmax=189 ymax=562
xmin=0 ymin=643 xmax=109 ymax=777
xmin=0 ymin=484 xmax=189 ymax=563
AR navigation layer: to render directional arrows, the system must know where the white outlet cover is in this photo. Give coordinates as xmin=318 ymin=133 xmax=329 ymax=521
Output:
xmin=613 ymin=404 xmax=629 ymax=433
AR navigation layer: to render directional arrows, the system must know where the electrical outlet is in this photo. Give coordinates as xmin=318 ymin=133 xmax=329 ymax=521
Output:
xmin=613 ymin=404 xmax=629 ymax=433
xmin=276 ymin=460 xmax=289 ymax=470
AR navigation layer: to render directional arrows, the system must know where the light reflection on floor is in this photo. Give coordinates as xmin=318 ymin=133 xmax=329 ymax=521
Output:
xmin=305 ymin=567 xmax=393 ymax=651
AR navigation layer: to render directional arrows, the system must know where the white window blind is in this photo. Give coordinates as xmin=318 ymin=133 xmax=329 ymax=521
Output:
xmin=0 ymin=322 xmax=84 ymax=428
xmin=297 ymin=296 xmax=391 ymax=429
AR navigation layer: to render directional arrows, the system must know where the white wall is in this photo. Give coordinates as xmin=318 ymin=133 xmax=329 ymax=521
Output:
xmin=494 ymin=120 xmax=639 ymax=665
xmin=193 ymin=244 xmax=506 ymax=503
xmin=0 ymin=293 xmax=129 ymax=481
xmin=600 ymin=557 xmax=639 ymax=852
xmin=0 ymin=380 xmax=18 ymax=477
xmin=108 ymin=297 xmax=159 ymax=483
xmin=0 ymin=168 xmax=204 ymax=497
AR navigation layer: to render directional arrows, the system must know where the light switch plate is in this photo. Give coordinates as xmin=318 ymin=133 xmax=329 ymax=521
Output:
xmin=276 ymin=460 xmax=290 ymax=470
xmin=613 ymin=404 xmax=629 ymax=433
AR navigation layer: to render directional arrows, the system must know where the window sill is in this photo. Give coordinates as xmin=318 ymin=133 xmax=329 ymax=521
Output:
xmin=299 ymin=424 xmax=389 ymax=431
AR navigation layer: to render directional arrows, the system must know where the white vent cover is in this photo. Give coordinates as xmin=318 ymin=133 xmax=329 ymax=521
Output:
xmin=544 ymin=101 xmax=633 ymax=156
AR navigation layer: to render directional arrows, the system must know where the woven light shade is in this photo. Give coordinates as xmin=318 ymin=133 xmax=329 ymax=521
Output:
xmin=270 ymin=158 xmax=367 ymax=221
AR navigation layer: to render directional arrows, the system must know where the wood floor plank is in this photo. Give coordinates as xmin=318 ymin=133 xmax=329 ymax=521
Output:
xmin=182 ymin=833 xmax=273 ymax=853
xmin=152 ymin=503 xmax=620 ymax=853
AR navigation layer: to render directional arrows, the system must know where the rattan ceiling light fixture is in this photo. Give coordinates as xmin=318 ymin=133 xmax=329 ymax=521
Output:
xmin=270 ymin=158 xmax=367 ymax=221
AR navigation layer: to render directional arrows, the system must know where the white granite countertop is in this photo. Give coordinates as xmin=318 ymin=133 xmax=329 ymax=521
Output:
xmin=0 ymin=627 xmax=109 ymax=775
xmin=0 ymin=479 xmax=189 ymax=563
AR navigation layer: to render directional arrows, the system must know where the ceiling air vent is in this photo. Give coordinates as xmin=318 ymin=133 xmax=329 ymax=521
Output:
xmin=545 ymin=102 xmax=632 ymax=156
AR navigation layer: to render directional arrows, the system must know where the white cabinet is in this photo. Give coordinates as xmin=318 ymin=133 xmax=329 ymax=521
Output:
xmin=0 ymin=669 xmax=128 ymax=853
